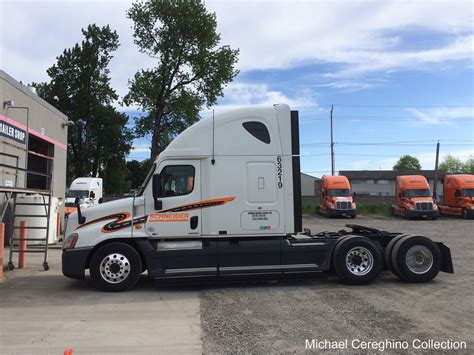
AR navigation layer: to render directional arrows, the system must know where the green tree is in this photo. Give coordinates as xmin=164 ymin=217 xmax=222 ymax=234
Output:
xmin=463 ymin=155 xmax=474 ymax=173
xmin=33 ymin=24 xmax=133 ymax=188
xmin=126 ymin=158 xmax=153 ymax=189
xmin=439 ymin=154 xmax=464 ymax=173
xmin=393 ymin=155 xmax=422 ymax=171
xmin=103 ymin=157 xmax=132 ymax=195
xmin=124 ymin=0 xmax=239 ymax=158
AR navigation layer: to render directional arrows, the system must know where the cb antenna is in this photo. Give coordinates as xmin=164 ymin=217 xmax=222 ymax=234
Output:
xmin=211 ymin=109 xmax=216 ymax=165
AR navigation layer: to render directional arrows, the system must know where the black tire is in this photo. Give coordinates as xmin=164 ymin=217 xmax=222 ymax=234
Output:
xmin=350 ymin=213 xmax=356 ymax=219
xmin=90 ymin=242 xmax=142 ymax=292
xmin=462 ymin=208 xmax=468 ymax=219
xmin=384 ymin=234 xmax=408 ymax=272
xmin=332 ymin=236 xmax=383 ymax=285
xmin=404 ymin=208 xmax=410 ymax=220
xmin=391 ymin=236 xmax=441 ymax=283
xmin=390 ymin=206 xmax=395 ymax=216
xmin=329 ymin=236 xmax=353 ymax=272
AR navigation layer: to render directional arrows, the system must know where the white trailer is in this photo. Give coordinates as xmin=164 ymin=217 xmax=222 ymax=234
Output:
xmin=62 ymin=104 xmax=453 ymax=291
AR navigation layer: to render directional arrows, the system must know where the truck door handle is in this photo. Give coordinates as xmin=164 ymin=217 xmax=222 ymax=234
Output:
xmin=190 ymin=216 xmax=198 ymax=230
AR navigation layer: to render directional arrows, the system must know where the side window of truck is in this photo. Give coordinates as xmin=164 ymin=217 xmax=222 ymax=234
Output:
xmin=158 ymin=165 xmax=195 ymax=197
xmin=242 ymin=121 xmax=271 ymax=144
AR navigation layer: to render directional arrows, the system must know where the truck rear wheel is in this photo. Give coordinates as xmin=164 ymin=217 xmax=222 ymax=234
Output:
xmin=384 ymin=234 xmax=407 ymax=273
xmin=332 ymin=236 xmax=383 ymax=285
xmin=390 ymin=236 xmax=441 ymax=283
xmin=90 ymin=242 xmax=142 ymax=292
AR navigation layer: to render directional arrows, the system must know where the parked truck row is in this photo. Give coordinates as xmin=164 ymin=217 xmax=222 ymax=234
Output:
xmin=62 ymin=104 xmax=453 ymax=292
xmin=317 ymin=174 xmax=473 ymax=220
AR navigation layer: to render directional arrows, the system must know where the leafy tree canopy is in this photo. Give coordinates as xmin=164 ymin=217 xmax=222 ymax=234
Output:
xmin=439 ymin=154 xmax=465 ymax=173
xmin=393 ymin=155 xmax=422 ymax=171
xmin=33 ymin=24 xmax=133 ymax=193
xmin=126 ymin=158 xmax=153 ymax=190
xmin=124 ymin=0 xmax=239 ymax=158
xmin=463 ymin=155 xmax=474 ymax=174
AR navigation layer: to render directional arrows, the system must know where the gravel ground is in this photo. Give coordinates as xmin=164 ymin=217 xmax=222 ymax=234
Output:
xmin=200 ymin=215 xmax=473 ymax=354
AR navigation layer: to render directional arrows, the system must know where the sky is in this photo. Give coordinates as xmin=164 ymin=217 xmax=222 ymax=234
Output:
xmin=1 ymin=0 xmax=473 ymax=177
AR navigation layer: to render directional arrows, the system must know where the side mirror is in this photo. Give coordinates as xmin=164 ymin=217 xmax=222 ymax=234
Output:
xmin=152 ymin=174 xmax=161 ymax=198
xmin=90 ymin=191 xmax=95 ymax=199
xmin=152 ymin=174 xmax=162 ymax=210
xmin=74 ymin=197 xmax=86 ymax=224
xmin=352 ymin=192 xmax=356 ymax=202
xmin=98 ymin=197 xmax=103 ymax=204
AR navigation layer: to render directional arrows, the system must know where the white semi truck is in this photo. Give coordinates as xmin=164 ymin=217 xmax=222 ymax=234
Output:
xmin=62 ymin=104 xmax=453 ymax=291
xmin=64 ymin=177 xmax=103 ymax=217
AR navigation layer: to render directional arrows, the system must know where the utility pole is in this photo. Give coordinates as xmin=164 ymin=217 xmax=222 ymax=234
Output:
xmin=433 ymin=140 xmax=440 ymax=200
xmin=330 ymin=105 xmax=335 ymax=175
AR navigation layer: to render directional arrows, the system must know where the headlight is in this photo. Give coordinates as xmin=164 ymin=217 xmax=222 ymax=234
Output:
xmin=63 ymin=233 xmax=79 ymax=250
xmin=433 ymin=204 xmax=438 ymax=210
xmin=470 ymin=206 xmax=474 ymax=210
xmin=352 ymin=203 xmax=356 ymax=209
xmin=408 ymin=206 xmax=415 ymax=210
xmin=329 ymin=205 xmax=336 ymax=209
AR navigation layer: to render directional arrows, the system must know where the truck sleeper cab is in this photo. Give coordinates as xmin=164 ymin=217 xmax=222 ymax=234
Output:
xmin=439 ymin=174 xmax=474 ymax=219
xmin=391 ymin=175 xmax=438 ymax=220
xmin=61 ymin=105 xmax=452 ymax=292
xmin=319 ymin=175 xmax=356 ymax=218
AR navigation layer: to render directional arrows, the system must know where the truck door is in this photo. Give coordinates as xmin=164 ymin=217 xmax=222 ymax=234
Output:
xmin=145 ymin=160 xmax=217 ymax=278
xmin=146 ymin=160 xmax=202 ymax=238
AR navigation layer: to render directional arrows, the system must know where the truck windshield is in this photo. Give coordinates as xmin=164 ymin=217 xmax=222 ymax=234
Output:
xmin=66 ymin=190 xmax=89 ymax=199
xmin=327 ymin=189 xmax=351 ymax=197
xmin=463 ymin=188 xmax=474 ymax=197
xmin=406 ymin=189 xmax=431 ymax=198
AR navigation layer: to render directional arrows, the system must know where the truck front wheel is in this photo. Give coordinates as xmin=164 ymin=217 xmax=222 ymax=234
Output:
xmin=90 ymin=242 xmax=142 ymax=292
xmin=332 ymin=236 xmax=383 ymax=285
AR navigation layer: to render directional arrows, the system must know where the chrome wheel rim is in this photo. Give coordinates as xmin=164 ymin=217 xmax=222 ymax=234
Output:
xmin=406 ymin=246 xmax=433 ymax=274
xmin=346 ymin=247 xmax=374 ymax=276
xmin=100 ymin=253 xmax=131 ymax=284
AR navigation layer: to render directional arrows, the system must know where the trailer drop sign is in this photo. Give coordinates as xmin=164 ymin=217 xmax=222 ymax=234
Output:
xmin=0 ymin=121 xmax=26 ymax=144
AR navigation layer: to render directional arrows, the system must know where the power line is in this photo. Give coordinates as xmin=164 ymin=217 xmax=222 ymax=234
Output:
xmin=300 ymin=139 xmax=474 ymax=147
xmin=298 ymin=104 xmax=474 ymax=109
xmin=299 ymin=116 xmax=474 ymax=122
xmin=300 ymin=153 xmax=473 ymax=158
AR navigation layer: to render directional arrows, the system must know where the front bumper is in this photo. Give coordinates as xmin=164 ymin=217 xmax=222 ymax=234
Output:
xmin=329 ymin=208 xmax=356 ymax=217
xmin=62 ymin=247 xmax=93 ymax=280
xmin=406 ymin=209 xmax=438 ymax=219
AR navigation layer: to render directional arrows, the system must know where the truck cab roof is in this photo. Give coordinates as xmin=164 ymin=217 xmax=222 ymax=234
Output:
xmin=321 ymin=175 xmax=351 ymax=189
xmin=445 ymin=174 xmax=474 ymax=188
xmin=396 ymin=175 xmax=430 ymax=189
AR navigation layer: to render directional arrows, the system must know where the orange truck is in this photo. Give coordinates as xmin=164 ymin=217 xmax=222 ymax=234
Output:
xmin=391 ymin=175 xmax=438 ymax=220
xmin=319 ymin=175 xmax=356 ymax=218
xmin=439 ymin=174 xmax=474 ymax=219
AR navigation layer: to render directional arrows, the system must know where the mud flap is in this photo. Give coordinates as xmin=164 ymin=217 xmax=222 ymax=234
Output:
xmin=437 ymin=242 xmax=454 ymax=273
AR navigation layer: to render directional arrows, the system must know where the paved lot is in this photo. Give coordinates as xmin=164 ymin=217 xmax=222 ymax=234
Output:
xmin=1 ymin=215 xmax=473 ymax=354
xmin=200 ymin=215 xmax=473 ymax=354
xmin=0 ymin=248 xmax=201 ymax=354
